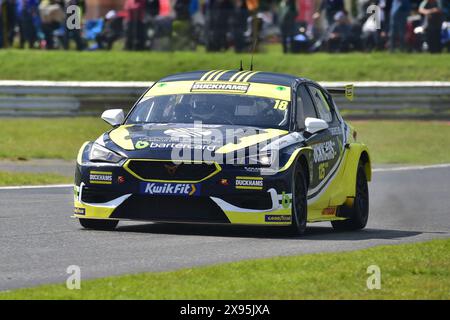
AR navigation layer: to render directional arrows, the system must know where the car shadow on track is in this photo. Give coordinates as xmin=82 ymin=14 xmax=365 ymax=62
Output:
xmin=114 ymin=222 xmax=427 ymax=241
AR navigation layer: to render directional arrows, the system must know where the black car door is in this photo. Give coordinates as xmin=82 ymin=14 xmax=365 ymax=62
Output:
xmin=297 ymin=83 xmax=344 ymax=200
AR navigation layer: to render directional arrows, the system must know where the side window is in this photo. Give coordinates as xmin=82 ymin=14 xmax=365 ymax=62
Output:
xmin=296 ymin=85 xmax=317 ymax=128
xmin=308 ymin=86 xmax=333 ymax=122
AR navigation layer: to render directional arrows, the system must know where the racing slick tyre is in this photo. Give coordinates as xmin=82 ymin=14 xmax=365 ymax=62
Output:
xmin=332 ymin=162 xmax=369 ymax=231
xmin=79 ymin=218 xmax=118 ymax=231
xmin=288 ymin=161 xmax=308 ymax=236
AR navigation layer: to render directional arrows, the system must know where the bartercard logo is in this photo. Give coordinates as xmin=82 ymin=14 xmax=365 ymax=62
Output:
xmin=140 ymin=182 xmax=200 ymax=196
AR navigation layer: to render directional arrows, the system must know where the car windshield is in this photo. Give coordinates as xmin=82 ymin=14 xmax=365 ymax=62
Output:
xmin=126 ymin=94 xmax=290 ymax=129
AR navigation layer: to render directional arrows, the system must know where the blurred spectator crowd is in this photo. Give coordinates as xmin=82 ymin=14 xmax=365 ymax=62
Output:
xmin=0 ymin=0 xmax=449 ymax=52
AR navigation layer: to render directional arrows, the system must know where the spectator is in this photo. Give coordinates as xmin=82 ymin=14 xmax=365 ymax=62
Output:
xmin=206 ymin=0 xmax=233 ymax=51
xmin=146 ymin=0 xmax=160 ymax=17
xmin=361 ymin=0 xmax=387 ymax=51
xmin=0 ymin=0 xmax=16 ymax=47
xmin=419 ymin=0 xmax=444 ymax=53
xmin=0 ymin=0 xmax=5 ymax=47
xmin=95 ymin=10 xmax=123 ymax=50
xmin=326 ymin=10 xmax=351 ymax=52
xmin=172 ymin=0 xmax=193 ymax=50
xmin=16 ymin=0 xmax=39 ymax=49
xmin=39 ymin=0 xmax=65 ymax=49
xmin=388 ymin=0 xmax=411 ymax=51
xmin=232 ymin=0 xmax=248 ymax=52
xmin=278 ymin=0 xmax=297 ymax=53
xmin=174 ymin=0 xmax=190 ymax=21
xmin=62 ymin=0 xmax=85 ymax=50
xmin=124 ymin=0 xmax=146 ymax=50
xmin=314 ymin=0 xmax=345 ymax=27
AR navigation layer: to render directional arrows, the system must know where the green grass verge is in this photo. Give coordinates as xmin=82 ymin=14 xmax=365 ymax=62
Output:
xmin=1 ymin=50 xmax=449 ymax=81
xmin=0 ymin=171 xmax=71 ymax=186
xmin=0 ymin=118 xmax=109 ymax=160
xmin=0 ymin=118 xmax=449 ymax=164
xmin=1 ymin=238 xmax=449 ymax=299
xmin=351 ymin=120 xmax=450 ymax=164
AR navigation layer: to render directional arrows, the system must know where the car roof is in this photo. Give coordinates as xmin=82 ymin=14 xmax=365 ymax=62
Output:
xmin=158 ymin=70 xmax=310 ymax=87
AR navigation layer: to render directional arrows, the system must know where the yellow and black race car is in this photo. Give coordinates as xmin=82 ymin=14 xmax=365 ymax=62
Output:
xmin=74 ymin=70 xmax=371 ymax=235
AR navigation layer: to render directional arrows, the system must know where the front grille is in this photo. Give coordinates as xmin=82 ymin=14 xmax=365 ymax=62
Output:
xmin=125 ymin=160 xmax=220 ymax=182
xmin=110 ymin=195 xmax=230 ymax=223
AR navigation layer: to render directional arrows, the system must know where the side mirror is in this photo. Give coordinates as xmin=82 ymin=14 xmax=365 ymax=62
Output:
xmin=101 ymin=109 xmax=124 ymax=127
xmin=304 ymin=117 xmax=328 ymax=134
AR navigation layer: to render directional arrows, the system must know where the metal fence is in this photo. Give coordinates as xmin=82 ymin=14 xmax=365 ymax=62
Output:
xmin=1 ymin=81 xmax=449 ymax=119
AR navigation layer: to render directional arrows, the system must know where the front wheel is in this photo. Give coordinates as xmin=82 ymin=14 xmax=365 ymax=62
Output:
xmin=288 ymin=161 xmax=308 ymax=236
xmin=332 ymin=162 xmax=369 ymax=231
xmin=79 ymin=218 xmax=118 ymax=231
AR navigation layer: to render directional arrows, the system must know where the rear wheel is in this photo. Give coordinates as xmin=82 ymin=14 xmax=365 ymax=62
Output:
xmin=289 ymin=161 xmax=308 ymax=236
xmin=79 ymin=218 xmax=118 ymax=231
xmin=332 ymin=162 xmax=369 ymax=231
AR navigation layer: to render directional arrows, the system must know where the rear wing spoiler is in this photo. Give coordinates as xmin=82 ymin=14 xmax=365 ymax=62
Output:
xmin=325 ymin=84 xmax=354 ymax=101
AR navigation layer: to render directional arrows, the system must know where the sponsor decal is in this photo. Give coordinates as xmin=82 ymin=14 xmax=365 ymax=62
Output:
xmin=318 ymin=162 xmax=329 ymax=180
xmin=135 ymin=141 xmax=150 ymax=149
xmin=345 ymin=84 xmax=354 ymax=101
xmin=135 ymin=141 xmax=216 ymax=151
xmin=74 ymin=207 xmax=85 ymax=215
xmin=329 ymin=127 xmax=341 ymax=136
xmin=140 ymin=182 xmax=200 ymax=196
xmin=243 ymin=166 xmax=262 ymax=173
xmin=265 ymin=215 xmax=292 ymax=222
xmin=313 ymin=141 xmax=337 ymax=163
xmin=164 ymin=128 xmax=212 ymax=138
xmin=191 ymin=81 xmax=250 ymax=93
xmin=89 ymin=171 xmax=113 ymax=184
xmin=235 ymin=176 xmax=263 ymax=190
xmin=281 ymin=191 xmax=291 ymax=208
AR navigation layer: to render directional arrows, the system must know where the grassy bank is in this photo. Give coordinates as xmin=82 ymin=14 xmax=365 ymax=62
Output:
xmin=1 ymin=50 xmax=449 ymax=81
xmin=352 ymin=120 xmax=450 ymax=164
xmin=0 ymin=171 xmax=71 ymax=186
xmin=1 ymin=238 xmax=449 ymax=299
xmin=0 ymin=118 xmax=109 ymax=160
xmin=0 ymin=118 xmax=449 ymax=164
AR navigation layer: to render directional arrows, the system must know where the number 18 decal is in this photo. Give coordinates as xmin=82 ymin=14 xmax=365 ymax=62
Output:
xmin=273 ymin=100 xmax=289 ymax=110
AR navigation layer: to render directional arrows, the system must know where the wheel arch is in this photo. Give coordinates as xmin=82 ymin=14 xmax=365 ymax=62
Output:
xmin=296 ymin=153 xmax=310 ymax=188
xmin=337 ymin=142 xmax=372 ymax=200
xmin=359 ymin=150 xmax=372 ymax=182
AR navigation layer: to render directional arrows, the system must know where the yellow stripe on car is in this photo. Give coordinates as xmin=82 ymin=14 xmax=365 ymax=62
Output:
xmin=216 ymin=129 xmax=288 ymax=154
xmin=145 ymin=81 xmax=291 ymax=101
xmin=200 ymin=70 xmax=216 ymax=81
xmin=206 ymin=70 xmax=223 ymax=81
xmin=235 ymin=71 xmax=253 ymax=82
xmin=109 ymin=125 xmax=135 ymax=150
xmin=229 ymin=71 xmax=246 ymax=82
xmin=212 ymin=70 xmax=229 ymax=81
xmin=76 ymin=141 xmax=89 ymax=165
xmin=242 ymin=71 xmax=259 ymax=82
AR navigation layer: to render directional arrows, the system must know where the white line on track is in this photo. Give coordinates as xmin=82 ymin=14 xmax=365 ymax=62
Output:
xmin=373 ymin=163 xmax=450 ymax=172
xmin=0 ymin=164 xmax=448 ymax=190
xmin=0 ymin=184 xmax=72 ymax=190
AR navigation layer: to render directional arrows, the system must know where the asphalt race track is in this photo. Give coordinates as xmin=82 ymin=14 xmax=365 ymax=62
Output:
xmin=1 ymin=165 xmax=449 ymax=290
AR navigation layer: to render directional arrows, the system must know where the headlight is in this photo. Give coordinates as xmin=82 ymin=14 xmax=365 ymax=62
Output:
xmin=233 ymin=152 xmax=275 ymax=167
xmin=89 ymin=143 xmax=124 ymax=163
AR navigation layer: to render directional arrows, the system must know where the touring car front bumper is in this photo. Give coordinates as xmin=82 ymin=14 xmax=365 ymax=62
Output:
xmin=73 ymin=161 xmax=294 ymax=226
